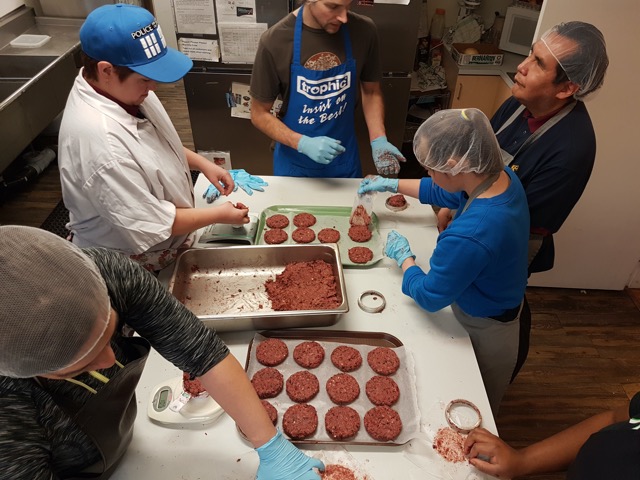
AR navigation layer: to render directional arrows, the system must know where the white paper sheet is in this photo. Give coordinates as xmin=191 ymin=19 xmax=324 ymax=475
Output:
xmin=173 ymin=0 xmax=217 ymax=35
xmin=178 ymin=38 xmax=220 ymax=62
xmin=215 ymin=0 xmax=257 ymax=23
xmin=197 ymin=150 xmax=232 ymax=170
xmin=218 ymin=22 xmax=267 ymax=63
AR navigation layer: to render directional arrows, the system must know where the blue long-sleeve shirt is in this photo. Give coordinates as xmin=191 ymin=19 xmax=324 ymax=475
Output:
xmin=402 ymin=167 xmax=529 ymax=318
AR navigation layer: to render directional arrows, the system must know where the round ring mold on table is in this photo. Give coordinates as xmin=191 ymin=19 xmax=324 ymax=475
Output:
xmin=445 ymin=398 xmax=482 ymax=434
xmin=357 ymin=290 xmax=386 ymax=313
xmin=385 ymin=195 xmax=409 ymax=212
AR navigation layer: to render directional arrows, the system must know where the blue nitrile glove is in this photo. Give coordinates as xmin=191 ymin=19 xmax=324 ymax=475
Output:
xmin=385 ymin=230 xmax=416 ymax=268
xmin=371 ymin=136 xmax=406 ymax=176
xmin=297 ymin=135 xmax=346 ymax=165
xmin=229 ymin=169 xmax=268 ymax=196
xmin=256 ymin=430 xmax=324 ymax=480
xmin=358 ymin=175 xmax=399 ymax=194
xmin=203 ymin=184 xmax=222 ymax=203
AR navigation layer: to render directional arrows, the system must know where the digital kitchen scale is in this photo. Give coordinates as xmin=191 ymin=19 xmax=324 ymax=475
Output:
xmin=147 ymin=376 xmax=225 ymax=426
xmin=198 ymin=213 xmax=259 ymax=245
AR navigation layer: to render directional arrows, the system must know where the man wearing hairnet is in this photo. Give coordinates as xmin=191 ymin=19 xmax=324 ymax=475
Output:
xmin=359 ymin=108 xmax=529 ymax=413
xmin=436 ymin=21 xmax=609 ymax=385
xmin=0 ymin=225 xmax=323 ymax=479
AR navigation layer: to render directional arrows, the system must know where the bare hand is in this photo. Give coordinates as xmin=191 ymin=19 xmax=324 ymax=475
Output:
xmin=216 ymin=201 xmax=250 ymax=225
xmin=464 ymin=428 xmax=524 ymax=479
xmin=436 ymin=207 xmax=453 ymax=233
xmin=203 ymin=163 xmax=234 ymax=197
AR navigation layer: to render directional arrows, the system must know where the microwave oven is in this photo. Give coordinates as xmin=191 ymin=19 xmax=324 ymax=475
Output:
xmin=499 ymin=5 xmax=541 ymax=56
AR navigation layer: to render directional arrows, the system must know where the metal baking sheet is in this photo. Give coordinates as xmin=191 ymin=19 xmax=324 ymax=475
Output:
xmin=243 ymin=330 xmax=421 ymax=446
xmin=256 ymin=205 xmax=383 ymax=267
xmin=167 ymin=245 xmax=348 ymax=332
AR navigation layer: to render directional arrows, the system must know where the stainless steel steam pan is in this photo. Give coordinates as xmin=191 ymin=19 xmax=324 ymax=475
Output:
xmin=167 ymin=244 xmax=348 ymax=332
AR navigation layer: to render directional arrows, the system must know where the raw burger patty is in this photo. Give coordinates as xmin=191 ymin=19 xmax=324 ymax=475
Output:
xmin=364 ymin=406 xmax=402 ymax=441
xmin=366 ymin=375 xmax=400 ymax=406
xmin=261 ymin=400 xmax=278 ymax=425
xmin=325 ymin=406 xmax=361 ymax=440
xmin=182 ymin=372 xmax=206 ymax=397
xmin=348 ymin=225 xmax=372 ymax=242
xmin=251 ymin=367 xmax=284 ymax=399
xmin=256 ymin=338 xmax=289 ymax=366
xmin=293 ymin=212 xmax=317 ymax=228
xmin=283 ymin=403 xmax=318 ymax=439
xmin=286 ymin=370 xmax=320 ymax=403
xmin=326 ymin=373 xmax=360 ymax=405
xmin=293 ymin=341 xmax=325 ymax=369
xmin=330 ymin=345 xmax=362 ymax=372
xmin=292 ymin=227 xmax=316 ymax=243
xmin=387 ymin=194 xmax=407 ymax=207
xmin=367 ymin=346 xmax=400 ymax=375
xmin=321 ymin=465 xmax=357 ymax=480
xmin=266 ymin=214 xmax=289 ymax=229
xmin=348 ymin=246 xmax=373 ymax=264
xmin=318 ymin=228 xmax=341 ymax=243
xmin=264 ymin=229 xmax=288 ymax=244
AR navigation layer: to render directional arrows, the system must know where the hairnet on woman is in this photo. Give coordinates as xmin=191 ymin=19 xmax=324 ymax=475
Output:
xmin=0 ymin=225 xmax=323 ymax=479
xmin=358 ymin=108 xmax=530 ymax=413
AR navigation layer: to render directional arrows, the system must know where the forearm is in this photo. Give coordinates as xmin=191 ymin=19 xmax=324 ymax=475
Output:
xmin=360 ymin=82 xmax=386 ymax=141
xmin=199 ymin=355 xmax=276 ymax=448
xmin=184 ymin=147 xmax=208 ymax=171
xmin=172 ymin=207 xmax=223 ymax=236
xmin=397 ymin=180 xmax=421 ymax=198
xmin=251 ymin=100 xmax=301 ymax=150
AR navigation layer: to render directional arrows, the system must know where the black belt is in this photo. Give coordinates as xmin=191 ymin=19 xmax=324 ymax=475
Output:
xmin=489 ymin=305 xmax=521 ymax=322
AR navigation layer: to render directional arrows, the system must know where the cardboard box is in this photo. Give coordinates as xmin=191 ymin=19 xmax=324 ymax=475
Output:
xmin=451 ymin=43 xmax=504 ymax=66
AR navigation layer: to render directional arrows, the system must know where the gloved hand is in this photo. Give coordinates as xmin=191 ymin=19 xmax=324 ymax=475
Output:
xmin=256 ymin=430 xmax=324 ymax=480
xmin=203 ymin=184 xmax=222 ymax=203
xmin=385 ymin=230 xmax=416 ymax=268
xmin=229 ymin=169 xmax=268 ymax=196
xmin=297 ymin=135 xmax=346 ymax=165
xmin=371 ymin=136 xmax=406 ymax=176
xmin=358 ymin=175 xmax=399 ymax=194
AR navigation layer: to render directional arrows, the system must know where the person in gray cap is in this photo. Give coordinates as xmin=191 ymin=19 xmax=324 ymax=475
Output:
xmin=0 ymin=225 xmax=324 ymax=479
xmin=358 ymin=108 xmax=530 ymax=414
xmin=58 ymin=4 xmax=266 ymax=272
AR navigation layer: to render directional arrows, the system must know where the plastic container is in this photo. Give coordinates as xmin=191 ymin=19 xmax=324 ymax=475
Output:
xmin=9 ymin=34 xmax=51 ymax=48
xmin=429 ymin=8 xmax=446 ymax=67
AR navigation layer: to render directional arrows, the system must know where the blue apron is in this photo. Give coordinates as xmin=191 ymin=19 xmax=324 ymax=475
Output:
xmin=273 ymin=6 xmax=361 ymax=178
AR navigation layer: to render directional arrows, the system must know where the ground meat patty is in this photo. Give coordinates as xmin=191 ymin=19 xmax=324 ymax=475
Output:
xmin=293 ymin=341 xmax=325 ymax=369
xmin=265 ymin=260 xmax=340 ymax=311
xmin=283 ymin=403 xmax=318 ymax=439
xmin=317 ymin=228 xmax=341 ymax=244
xmin=365 ymin=376 xmax=400 ymax=406
xmin=251 ymin=367 xmax=284 ymax=399
xmin=261 ymin=400 xmax=278 ymax=425
xmin=286 ymin=370 xmax=320 ymax=403
xmin=182 ymin=372 xmax=207 ymax=397
xmin=324 ymin=406 xmax=361 ymax=441
xmin=364 ymin=406 xmax=402 ymax=441
xmin=349 ymin=205 xmax=372 ymax=226
xmin=264 ymin=229 xmax=288 ymax=244
xmin=292 ymin=227 xmax=316 ymax=243
xmin=348 ymin=246 xmax=373 ymax=264
xmin=433 ymin=427 xmax=466 ymax=463
xmin=387 ymin=194 xmax=407 ymax=208
xmin=320 ymin=465 xmax=357 ymax=480
xmin=256 ymin=338 xmax=289 ymax=366
xmin=367 ymin=347 xmax=400 ymax=375
xmin=266 ymin=214 xmax=290 ymax=229
xmin=293 ymin=212 xmax=317 ymax=228
xmin=326 ymin=373 xmax=360 ymax=405
xmin=348 ymin=225 xmax=372 ymax=243
xmin=330 ymin=345 xmax=362 ymax=372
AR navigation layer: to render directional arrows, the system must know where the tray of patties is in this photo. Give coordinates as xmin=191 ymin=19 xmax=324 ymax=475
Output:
xmin=256 ymin=205 xmax=382 ymax=267
xmin=242 ymin=330 xmax=421 ymax=446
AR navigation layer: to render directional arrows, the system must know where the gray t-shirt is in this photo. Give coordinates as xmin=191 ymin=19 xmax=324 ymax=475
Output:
xmin=250 ymin=11 xmax=382 ymax=117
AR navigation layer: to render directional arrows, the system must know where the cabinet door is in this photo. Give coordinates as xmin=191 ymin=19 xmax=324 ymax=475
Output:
xmin=450 ymin=75 xmax=502 ymax=118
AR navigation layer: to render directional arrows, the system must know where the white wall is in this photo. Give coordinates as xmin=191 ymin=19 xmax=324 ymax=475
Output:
xmin=151 ymin=0 xmax=178 ymax=49
xmin=528 ymin=0 xmax=640 ymax=289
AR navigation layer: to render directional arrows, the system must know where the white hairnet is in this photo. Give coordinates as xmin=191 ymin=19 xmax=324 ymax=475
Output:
xmin=0 ymin=226 xmax=111 ymax=378
xmin=413 ymin=108 xmax=503 ymax=176
xmin=541 ymin=21 xmax=608 ymax=99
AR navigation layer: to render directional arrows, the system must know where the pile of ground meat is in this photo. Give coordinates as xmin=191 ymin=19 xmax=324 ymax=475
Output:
xmin=265 ymin=260 xmax=340 ymax=310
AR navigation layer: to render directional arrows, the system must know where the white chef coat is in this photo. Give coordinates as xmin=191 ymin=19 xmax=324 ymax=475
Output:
xmin=58 ymin=71 xmax=194 ymax=255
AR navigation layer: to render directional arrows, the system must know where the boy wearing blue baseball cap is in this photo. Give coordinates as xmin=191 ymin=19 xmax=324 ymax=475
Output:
xmin=58 ymin=4 xmax=266 ymax=271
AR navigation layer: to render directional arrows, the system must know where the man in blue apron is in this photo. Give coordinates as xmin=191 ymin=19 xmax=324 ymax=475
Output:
xmin=250 ymin=0 xmax=405 ymax=177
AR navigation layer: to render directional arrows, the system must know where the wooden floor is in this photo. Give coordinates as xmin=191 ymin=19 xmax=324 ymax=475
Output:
xmin=1 ymin=82 xmax=639 ymax=480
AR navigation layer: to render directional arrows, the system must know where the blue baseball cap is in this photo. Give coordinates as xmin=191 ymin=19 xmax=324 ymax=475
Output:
xmin=80 ymin=3 xmax=192 ymax=83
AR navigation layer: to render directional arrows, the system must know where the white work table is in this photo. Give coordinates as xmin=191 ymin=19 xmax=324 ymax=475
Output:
xmin=111 ymin=176 xmax=495 ymax=480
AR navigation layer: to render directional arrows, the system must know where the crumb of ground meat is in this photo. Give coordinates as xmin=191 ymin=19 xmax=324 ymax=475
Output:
xmin=433 ymin=427 xmax=467 ymax=463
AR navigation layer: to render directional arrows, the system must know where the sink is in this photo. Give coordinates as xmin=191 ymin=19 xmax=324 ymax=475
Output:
xmin=0 ymin=55 xmax=57 ymax=79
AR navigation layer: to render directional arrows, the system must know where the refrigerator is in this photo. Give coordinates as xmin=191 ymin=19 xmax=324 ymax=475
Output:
xmin=182 ymin=0 xmax=421 ymax=176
